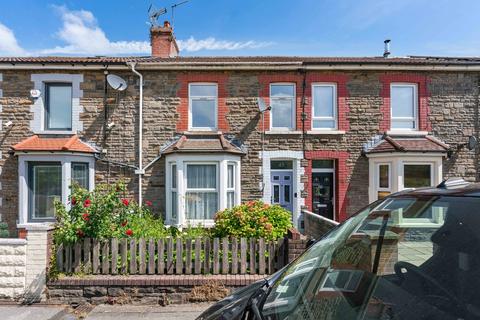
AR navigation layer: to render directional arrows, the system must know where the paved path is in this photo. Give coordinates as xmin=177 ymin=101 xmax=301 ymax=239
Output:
xmin=85 ymin=303 xmax=212 ymax=320
xmin=0 ymin=305 xmax=68 ymax=320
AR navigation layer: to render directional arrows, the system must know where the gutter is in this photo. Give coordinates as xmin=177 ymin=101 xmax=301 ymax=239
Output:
xmin=128 ymin=62 xmax=145 ymax=205
xmin=5 ymin=63 xmax=480 ymax=71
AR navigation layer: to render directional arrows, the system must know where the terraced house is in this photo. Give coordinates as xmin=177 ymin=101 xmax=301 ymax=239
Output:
xmin=0 ymin=22 xmax=478 ymax=237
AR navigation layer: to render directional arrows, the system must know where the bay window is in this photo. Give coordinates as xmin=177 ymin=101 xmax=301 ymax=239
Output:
xmin=312 ymin=84 xmax=337 ymax=130
xmin=390 ymin=83 xmax=418 ymax=130
xmin=166 ymin=154 xmax=241 ymax=226
xmin=270 ymin=84 xmax=295 ymax=130
xmin=17 ymin=154 xmax=95 ymax=226
xmin=189 ymin=83 xmax=217 ymax=130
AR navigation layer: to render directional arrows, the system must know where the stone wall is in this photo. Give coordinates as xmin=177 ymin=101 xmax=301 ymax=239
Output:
xmin=0 ymin=70 xmax=479 ymax=234
xmin=47 ymin=275 xmax=265 ymax=305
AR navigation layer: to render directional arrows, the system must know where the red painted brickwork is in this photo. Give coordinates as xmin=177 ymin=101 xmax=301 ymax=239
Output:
xmin=379 ymin=74 xmax=431 ymax=132
xmin=304 ymin=73 xmax=350 ymax=131
xmin=176 ymin=73 xmax=229 ymax=132
xmin=305 ymin=150 xmax=350 ymax=222
xmin=258 ymin=73 xmax=303 ymax=130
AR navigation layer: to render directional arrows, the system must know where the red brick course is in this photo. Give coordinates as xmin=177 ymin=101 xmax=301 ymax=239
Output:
xmin=379 ymin=74 xmax=431 ymax=132
xmin=176 ymin=73 xmax=229 ymax=132
xmin=304 ymin=150 xmax=350 ymax=222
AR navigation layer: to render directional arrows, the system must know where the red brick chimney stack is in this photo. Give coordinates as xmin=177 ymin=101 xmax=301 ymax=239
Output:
xmin=150 ymin=21 xmax=179 ymax=58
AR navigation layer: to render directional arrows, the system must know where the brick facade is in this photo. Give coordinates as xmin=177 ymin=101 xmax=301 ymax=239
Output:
xmin=0 ymin=67 xmax=479 ymax=235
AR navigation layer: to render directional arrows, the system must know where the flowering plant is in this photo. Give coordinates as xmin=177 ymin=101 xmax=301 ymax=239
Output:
xmin=212 ymin=200 xmax=292 ymax=240
xmin=53 ymin=182 xmax=166 ymax=244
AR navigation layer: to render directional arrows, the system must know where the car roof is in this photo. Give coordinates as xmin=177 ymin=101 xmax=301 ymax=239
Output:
xmin=390 ymin=182 xmax=480 ymax=198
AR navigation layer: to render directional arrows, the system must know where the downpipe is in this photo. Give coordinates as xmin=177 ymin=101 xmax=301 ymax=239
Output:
xmin=128 ymin=62 xmax=144 ymax=205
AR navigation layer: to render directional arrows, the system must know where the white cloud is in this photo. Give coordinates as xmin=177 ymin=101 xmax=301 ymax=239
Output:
xmin=40 ymin=6 xmax=150 ymax=55
xmin=177 ymin=37 xmax=272 ymax=52
xmin=0 ymin=22 xmax=27 ymax=56
xmin=37 ymin=6 xmax=270 ymax=56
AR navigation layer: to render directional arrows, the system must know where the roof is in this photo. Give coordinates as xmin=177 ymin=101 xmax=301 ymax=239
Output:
xmin=364 ymin=134 xmax=449 ymax=154
xmin=12 ymin=135 xmax=97 ymax=153
xmin=161 ymin=132 xmax=244 ymax=155
xmin=2 ymin=55 xmax=480 ymax=66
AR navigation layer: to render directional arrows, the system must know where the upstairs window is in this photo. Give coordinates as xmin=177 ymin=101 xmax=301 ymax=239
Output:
xmin=189 ymin=83 xmax=217 ymax=130
xmin=312 ymin=84 xmax=337 ymax=130
xmin=270 ymin=84 xmax=295 ymax=130
xmin=390 ymin=83 xmax=417 ymax=130
xmin=45 ymin=83 xmax=72 ymax=131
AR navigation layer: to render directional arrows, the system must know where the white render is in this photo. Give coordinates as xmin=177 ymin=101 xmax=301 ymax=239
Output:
xmin=30 ymin=74 xmax=84 ymax=134
xmin=165 ymin=153 xmax=241 ymax=227
xmin=260 ymin=150 xmax=305 ymax=230
xmin=17 ymin=153 xmax=95 ymax=228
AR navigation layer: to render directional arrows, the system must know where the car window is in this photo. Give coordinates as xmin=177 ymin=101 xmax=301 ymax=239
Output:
xmin=262 ymin=196 xmax=480 ymax=320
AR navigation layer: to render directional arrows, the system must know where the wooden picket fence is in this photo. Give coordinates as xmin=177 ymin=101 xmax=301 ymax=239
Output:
xmin=55 ymin=237 xmax=287 ymax=275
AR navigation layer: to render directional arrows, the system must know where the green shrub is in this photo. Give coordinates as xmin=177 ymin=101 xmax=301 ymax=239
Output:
xmin=54 ymin=182 xmax=167 ymax=244
xmin=0 ymin=222 xmax=9 ymax=238
xmin=212 ymin=200 xmax=292 ymax=240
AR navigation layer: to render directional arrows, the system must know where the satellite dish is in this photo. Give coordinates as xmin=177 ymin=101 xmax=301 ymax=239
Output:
xmin=107 ymin=74 xmax=128 ymax=91
xmin=257 ymin=97 xmax=270 ymax=113
xmin=467 ymin=135 xmax=478 ymax=151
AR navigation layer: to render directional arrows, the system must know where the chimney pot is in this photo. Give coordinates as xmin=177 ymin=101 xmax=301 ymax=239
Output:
xmin=150 ymin=20 xmax=179 ymax=58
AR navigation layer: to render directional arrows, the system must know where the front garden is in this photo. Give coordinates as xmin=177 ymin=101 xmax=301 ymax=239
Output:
xmin=52 ymin=183 xmax=293 ymax=277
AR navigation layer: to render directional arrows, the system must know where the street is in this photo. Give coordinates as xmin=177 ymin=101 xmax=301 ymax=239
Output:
xmin=0 ymin=303 xmax=212 ymax=320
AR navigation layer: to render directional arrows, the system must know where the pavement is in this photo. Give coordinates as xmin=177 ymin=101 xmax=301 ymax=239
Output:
xmin=0 ymin=303 xmax=212 ymax=320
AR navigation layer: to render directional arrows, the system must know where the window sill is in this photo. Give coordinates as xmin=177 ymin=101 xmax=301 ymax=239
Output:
xmin=33 ymin=130 xmax=76 ymax=135
xmin=17 ymin=222 xmax=55 ymax=231
xmin=307 ymin=130 xmax=345 ymax=135
xmin=386 ymin=130 xmax=428 ymax=137
xmin=265 ymin=130 xmax=302 ymax=135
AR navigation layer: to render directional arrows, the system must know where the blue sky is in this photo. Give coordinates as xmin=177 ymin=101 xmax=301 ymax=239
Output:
xmin=0 ymin=0 xmax=479 ymax=57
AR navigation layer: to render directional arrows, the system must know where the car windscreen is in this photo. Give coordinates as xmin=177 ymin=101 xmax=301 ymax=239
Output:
xmin=261 ymin=195 xmax=480 ymax=320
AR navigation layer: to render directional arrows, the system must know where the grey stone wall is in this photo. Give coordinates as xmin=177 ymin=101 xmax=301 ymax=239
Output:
xmin=0 ymin=70 xmax=479 ymax=235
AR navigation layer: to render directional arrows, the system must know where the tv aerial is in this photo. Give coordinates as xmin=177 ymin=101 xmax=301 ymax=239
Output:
xmin=148 ymin=4 xmax=167 ymax=27
xmin=170 ymin=1 xmax=189 ymax=28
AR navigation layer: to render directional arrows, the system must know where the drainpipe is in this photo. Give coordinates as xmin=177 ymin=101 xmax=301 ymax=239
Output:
xmin=128 ymin=62 xmax=144 ymax=205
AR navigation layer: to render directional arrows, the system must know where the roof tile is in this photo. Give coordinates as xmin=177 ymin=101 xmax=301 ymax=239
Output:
xmin=12 ymin=135 xmax=96 ymax=153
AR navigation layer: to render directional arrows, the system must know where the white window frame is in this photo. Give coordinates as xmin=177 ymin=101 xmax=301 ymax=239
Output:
xmin=376 ymin=162 xmax=392 ymax=194
xmin=367 ymin=154 xmax=444 ymax=227
xmin=30 ymin=74 xmax=84 ymax=134
xmin=184 ymin=162 xmax=219 ymax=223
xmin=390 ymin=83 xmax=418 ymax=131
xmin=170 ymin=163 xmax=178 ymax=221
xmin=16 ymin=153 xmax=95 ymax=228
xmin=270 ymin=83 xmax=296 ymax=131
xmin=165 ymin=154 xmax=241 ymax=227
xmin=311 ymin=83 xmax=337 ymax=130
xmin=188 ymin=83 xmax=218 ymax=131
xmin=226 ymin=162 xmax=236 ymax=209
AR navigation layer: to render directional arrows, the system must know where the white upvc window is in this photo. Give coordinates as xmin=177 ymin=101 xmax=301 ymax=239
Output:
xmin=185 ymin=163 xmax=219 ymax=220
xmin=166 ymin=154 xmax=241 ymax=227
xmin=312 ymin=83 xmax=337 ymax=130
xmin=227 ymin=162 xmax=236 ymax=209
xmin=30 ymin=74 xmax=83 ymax=134
xmin=270 ymin=83 xmax=296 ymax=131
xmin=189 ymin=83 xmax=218 ymax=131
xmin=17 ymin=153 xmax=95 ymax=227
xmin=390 ymin=83 xmax=418 ymax=131
xmin=375 ymin=163 xmax=391 ymax=200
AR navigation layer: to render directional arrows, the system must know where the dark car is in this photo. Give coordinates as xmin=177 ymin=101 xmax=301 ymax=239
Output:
xmin=198 ymin=179 xmax=480 ymax=320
